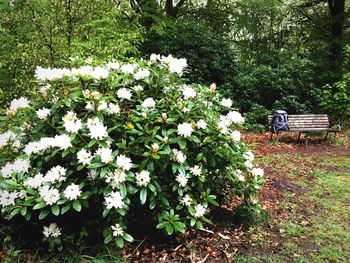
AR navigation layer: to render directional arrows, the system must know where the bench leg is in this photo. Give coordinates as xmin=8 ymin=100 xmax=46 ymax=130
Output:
xmin=325 ymin=131 xmax=329 ymax=141
xmin=297 ymin=132 xmax=302 ymax=141
xmin=270 ymin=132 xmax=273 ymax=141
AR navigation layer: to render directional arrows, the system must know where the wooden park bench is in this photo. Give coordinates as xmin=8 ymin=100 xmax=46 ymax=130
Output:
xmin=268 ymin=114 xmax=341 ymax=141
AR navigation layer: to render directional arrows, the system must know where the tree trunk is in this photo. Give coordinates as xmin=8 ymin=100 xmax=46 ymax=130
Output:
xmin=328 ymin=0 xmax=345 ymax=78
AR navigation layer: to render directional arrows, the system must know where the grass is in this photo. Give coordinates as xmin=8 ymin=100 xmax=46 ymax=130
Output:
xmin=238 ymin=152 xmax=350 ymax=262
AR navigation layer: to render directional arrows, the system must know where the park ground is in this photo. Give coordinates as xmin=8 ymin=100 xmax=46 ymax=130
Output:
xmin=2 ymin=131 xmax=350 ymax=263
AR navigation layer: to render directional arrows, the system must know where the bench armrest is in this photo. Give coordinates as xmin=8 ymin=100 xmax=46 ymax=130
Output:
xmin=330 ymin=122 xmax=341 ymax=131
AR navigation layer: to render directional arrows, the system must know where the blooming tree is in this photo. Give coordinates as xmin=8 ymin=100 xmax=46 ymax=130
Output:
xmin=0 ymin=55 xmax=264 ymax=249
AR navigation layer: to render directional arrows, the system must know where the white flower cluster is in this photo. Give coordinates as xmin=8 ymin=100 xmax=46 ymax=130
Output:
xmin=218 ymin=111 xmax=245 ymax=134
xmin=154 ymin=54 xmax=187 ymax=75
xmin=35 ymin=66 xmax=71 ymax=81
xmin=177 ymin=122 xmax=193 ymax=138
xmin=97 ymin=147 xmax=113 ymax=164
xmin=134 ymin=68 xmax=150 ymax=80
xmin=172 ymin=149 xmax=187 ymax=164
xmin=105 ymin=170 xmax=126 ymax=188
xmin=77 ymin=149 xmax=93 ymax=165
xmin=105 ymin=191 xmax=124 ymax=210
xmin=194 ymin=204 xmax=206 ymax=218
xmin=117 ymin=88 xmax=132 ymax=100
xmin=6 ymin=97 xmax=30 ymax=115
xmin=37 ymin=108 xmax=51 ymax=120
xmin=0 ymin=190 xmax=21 ymax=206
xmin=39 ymin=185 xmax=60 ymax=205
xmin=135 ymin=170 xmax=151 ymax=187
xmin=0 ymin=159 xmax=30 ymax=178
xmin=176 ymin=173 xmax=188 ymax=187
xmin=87 ymin=118 xmax=108 ymax=140
xmin=182 ymin=86 xmax=197 ymax=99
xmin=220 ymin=98 xmax=233 ymax=108
xmin=43 ymin=223 xmax=61 ymax=238
xmin=63 ymin=111 xmax=82 ymax=133
xmin=141 ymin=97 xmax=156 ymax=109
xmin=180 ymin=194 xmax=192 ymax=206
xmin=190 ymin=165 xmax=201 ymax=176
xmin=0 ymin=131 xmax=17 ymax=148
xmin=24 ymin=134 xmax=72 ymax=156
xmin=243 ymin=150 xmax=254 ymax=169
xmin=64 ymin=183 xmax=81 ymax=200
xmin=24 ymin=165 xmax=67 ymax=189
xmin=111 ymin=223 xmax=124 ymax=237
xmin=116 ymin=155 xmax=133 ymax=171
xmin=196 ymin=119 xmax=207 ymax=129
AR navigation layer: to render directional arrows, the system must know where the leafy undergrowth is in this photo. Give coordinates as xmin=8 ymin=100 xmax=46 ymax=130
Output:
xmin=1 ymin=131 xmax=349 ymax=262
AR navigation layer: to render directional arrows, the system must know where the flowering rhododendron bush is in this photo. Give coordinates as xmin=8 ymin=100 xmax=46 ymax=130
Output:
xmin=0 ymin=55 xmax=264 ymax=250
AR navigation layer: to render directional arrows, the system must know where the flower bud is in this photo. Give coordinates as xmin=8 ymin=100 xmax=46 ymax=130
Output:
xmin=151 ymin=143 xmax=159 ymax=153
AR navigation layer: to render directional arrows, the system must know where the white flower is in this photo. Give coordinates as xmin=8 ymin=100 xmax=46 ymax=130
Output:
xmin=220 ymin=98 xmax=233 ymax=108
xmin=98 ymin=147 xmax=113 ymax=164
xmin=120 ymin=63 xmax=136 ymax=74
xmin=24 ymin=173 xmax=45 ymax=189
xmin=150 ymin=54 xmax=160 ymax=61
xmin=85 ymin=102 xmax=94 ymax=111
xmin=135 ymin=170 xmax=151 ymax=187
xmin=43 ymin=223 xmax=61 ymax=238
xmin=180 ymin=194 xmax=192 ymax=206
xmin=97 ymin=101 xmax=108 ymax=111
xmin=141 ymin=98 xmax=156 ymax=109
xmin=196 ymin=119 xmax=207 ymax=129
xmin=172 ymin=149 xmax=187 ymax=164
xmin=37 ymin=108 xmax=51 ymax=119
xmin=106 ymin=170 xmax=126 ymax=188
xmin=230 ymin=130 xmax=241 ymax=142
xmin=44 ymin=165 xmax=67 ymax=183
xmin=132 ymin=85 xmax=144 ymax=92
xmin=151 ymin=143 xmax=159 ymax=153
xmin=134 ymin=68 xmax=150 ymax=80
xmin=87 ymin=118 xmax=108 ymax=140
xmin=194 ymin=204 xmax=206 ymax=218
xmin=107 ymin=61 xmax=120 ymax=70
xmin=252 ymin=167 xmax=264 ymax=177
xmin=209 ymin=83 xmax=217 ymax=93
xmin=116 ymin=154 xmax=133 ymax=171
xmin=39 ymin=186 xmax=60 ymax=206
xmin=177 ymin=123 xmax=193 ymax=138
xmin=85 ymin=57 xmax=93 ymax=64
xmin=244 ymin=160 xmax=253 ymax=169
xmin=182 ymin=86 xmax=196 ymax=99
xmin=24 ymin=135 xmax=72 ymax=156
xmin=64 ymin=184 xmax=81 ymax=200
xmin=0 ymin=190 xmax=19 ymax=206
xmin=107 ymin=103 xmax=120 ymax=115
xmin=218 ymin=115 xmax=231 ymax=134
xmin=35 ymin=67 xmax=71 ymax=81
xmin=176 ymin=174 xmax=188 ymax=187
xmin=190 ymin=165 xmax=201 ymax=176
xmin=0 ymin=131 xmax=16 ymax=148
xmin=105 ymin=191 xmax=124 ymax=209
xmin=63 ymin=111 xmax=82 ymax=133
xmin=7 ymin=97 xmax=30 ymax=115
xmin=111 ymin=223 xmax=124 ymax=237
xmin=91 ymin=66 xmax=109 ymax=80
xmin=226 ymin=111 xmax=244 ymax=124
xmin=235 ymin=169 xmax=245 ymax=182
xmin=0 ymin=159 xmax=30 ymax=178
xmin=77 ymin=149 xmax=93 ymax=165
xmin=243 ymin=151 xmax=254 ymax=162
xmin=161 ymin=55 xmax=187 ymax=75
xmin=91 ymin=91 xmax=102 ymax=100
xmin=71 ymin=65 xmax=93 ymax=77
xmin=117 ymin=88 xmax=132 ymax=100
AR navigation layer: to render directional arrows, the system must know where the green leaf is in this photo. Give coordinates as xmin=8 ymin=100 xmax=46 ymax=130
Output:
xmin=122 ymin=233 xmax=134 ymax=242
xmin=20 ymin=207 xmax=27 ymax=216
xmin=72 ymin=201 xmax=82 ymax=212
xmin=148 ymin=183 xmax=156 ymax=193
xmin=61 ymin=204 xmax=71 ymax=214
xmin=140 ymin=188 xmax=147 ymax=205
xmin=174 ymin=222 xmax=186 ymax=233
xmin=156 ymin=221 xmax=168 ymax=229
xmin=120 ymin=183 xmax=127 ymax=198
xmin=178 ymin=139 xmax=186 ymax=149
xmin=39 ymin=208 xmax=50 ymax=220
xmin=88 ymin=140 xmax=97 ymax=148
xmin=104 ymin=235 xmax=113 ymax=244
xmin=115 ymin=237 xmax=124 ymax=248
xmin=165 ymin=224 xmax=174 ymax=235
xmin=51 ymin=205 xmax=60 ymax=216
xmin=33 ymin=202 xmax=46 ymax=210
